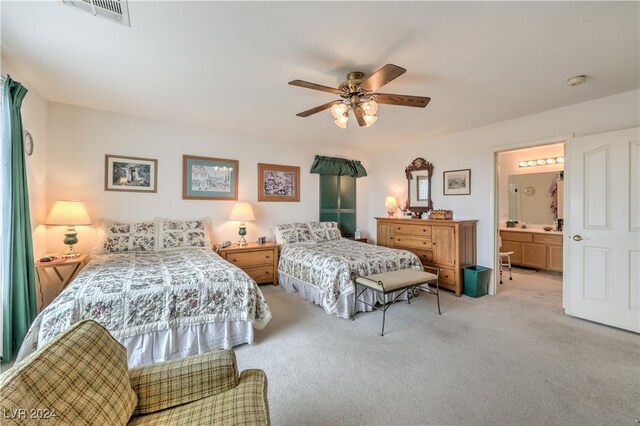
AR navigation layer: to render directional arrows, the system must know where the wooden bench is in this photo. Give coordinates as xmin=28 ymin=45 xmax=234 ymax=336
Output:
xmin=351 ymin=267 xmax=441 ymax=336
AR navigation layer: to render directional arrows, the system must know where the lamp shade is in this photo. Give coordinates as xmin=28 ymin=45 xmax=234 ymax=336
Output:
xmin=44 ymin=200 xmax=92 ymax=226
xmin=229 ymin=202 xmax=256 ymax=221
xmin=384 ymin=196 xmax=398 ymax=208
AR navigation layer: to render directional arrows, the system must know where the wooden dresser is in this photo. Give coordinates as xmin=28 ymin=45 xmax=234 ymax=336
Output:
xmin=376 ymin=218 xmax=478 ymax=296
xmin=500 ymin=230 xmax=563 ymax=272
xmin=218 ymin=242 xmax=279 ymax=285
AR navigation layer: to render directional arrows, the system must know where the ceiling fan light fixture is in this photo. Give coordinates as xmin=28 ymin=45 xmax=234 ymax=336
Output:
xmin=330 ymin=103 xmax=348 ymax=119
xmin=334 ymin=113 xmax=349 ymax=129
xmin=362 ymin=100 xmax=378 ymax=116
xmin=363 ymin=114 xmax=377 ymax=127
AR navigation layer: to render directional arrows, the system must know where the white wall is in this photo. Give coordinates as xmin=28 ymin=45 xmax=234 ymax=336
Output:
xmin=497 ymin=143 xmax=564 ymax=223
xmin=46 ymin=103 xmax=370 ymax=255
xmin=368 ymin=90 xmax=640 ymax=273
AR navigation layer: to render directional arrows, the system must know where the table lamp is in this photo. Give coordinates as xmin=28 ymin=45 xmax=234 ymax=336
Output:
xmin=229 ymin=202 xmax=255 ymax=246
xmin=385 ymin=196 xmax=398 ymax=218
xmin=44 ymin=200 xmax=92 ymax=258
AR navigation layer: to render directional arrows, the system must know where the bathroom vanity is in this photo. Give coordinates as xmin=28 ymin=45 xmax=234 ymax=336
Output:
xmin=500 ymin=228 xmax=563 ymax=272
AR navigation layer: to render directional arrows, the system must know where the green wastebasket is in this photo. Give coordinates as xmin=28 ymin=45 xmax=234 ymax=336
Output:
xmin=463 ymin=265 xmax=492 ymax=298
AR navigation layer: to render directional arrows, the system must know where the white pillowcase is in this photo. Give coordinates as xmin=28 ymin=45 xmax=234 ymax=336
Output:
xmin=92 ymin=219 xmax=156 ymax=254
xmin=155 ymin=217 xmax=212 ymax=251
xmin=306 ymin=221 xmax=342 ymax=242
xmin=273 ymin=223 xmax=316 ymax=244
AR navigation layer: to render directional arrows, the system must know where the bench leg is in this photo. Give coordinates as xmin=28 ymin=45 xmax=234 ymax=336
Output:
xmin=436 ymin=281 xmax=441 ymax=315
xmin=381 ymin=293 xmax=386 ymax=336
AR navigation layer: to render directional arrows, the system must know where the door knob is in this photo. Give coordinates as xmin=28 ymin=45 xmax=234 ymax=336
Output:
xmin=572 ymin=235 xmax=583 ymax=241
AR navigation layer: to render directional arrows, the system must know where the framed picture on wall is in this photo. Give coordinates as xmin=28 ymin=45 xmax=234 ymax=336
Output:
xmin=257 ymin=163 xmax=300 ymax=202
xmin=443 ymin=169 xmax=471 ymax=195
xmin=182 ymin=155 xmax=239 ymax=200
xmin=105 ymin=154 xmax=158 ymax=193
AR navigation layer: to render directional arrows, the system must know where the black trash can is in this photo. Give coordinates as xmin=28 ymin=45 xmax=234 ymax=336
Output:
xmin=463 ymin=265 xmax=492 ymax=298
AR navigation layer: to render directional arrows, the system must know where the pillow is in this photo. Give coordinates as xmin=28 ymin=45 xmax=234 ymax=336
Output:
xmin=156 ymin=217 xmax=212 ymax=251
xmin=92 ymin=219 xmax=156 ymax=254
xmin=307 ymin=221 xmax=342 ymax=242
xmin=273 ymin=223 xmax=315 ymax=244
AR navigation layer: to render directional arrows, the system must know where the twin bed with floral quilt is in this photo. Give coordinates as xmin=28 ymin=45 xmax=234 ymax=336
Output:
xmin=17 ymin=218 xmax=271 ymax=367
xmin=275 ymin=222 xmax=423 ymax=318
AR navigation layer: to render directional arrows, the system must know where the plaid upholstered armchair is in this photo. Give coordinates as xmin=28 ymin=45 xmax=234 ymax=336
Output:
xmin=0 ymin=320 xmax=270 ymax=425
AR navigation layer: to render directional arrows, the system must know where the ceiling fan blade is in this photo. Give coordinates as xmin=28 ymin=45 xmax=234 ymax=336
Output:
xmin=354 ymin=107 xmax=366 ymax=127
xmin=375 ymin=93 xmax=431 ymax=108
xmin=296 ymin=100 xmax=342 ymax=117
xmin=288 ymin=80 xmax=340 ymax=94
xmin=360 ymin=64 xmax=407 ymax=92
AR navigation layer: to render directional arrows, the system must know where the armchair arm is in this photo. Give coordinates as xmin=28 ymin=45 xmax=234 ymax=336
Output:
xmin=129 ymin=350 xmax=238 ymax=416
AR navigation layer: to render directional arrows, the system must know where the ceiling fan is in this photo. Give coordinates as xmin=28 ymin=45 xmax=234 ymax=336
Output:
xmin=288 ymin=64 xmax=430 ymax=128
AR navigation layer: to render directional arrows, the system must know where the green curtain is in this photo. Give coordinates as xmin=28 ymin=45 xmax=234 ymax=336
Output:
xmin=2 ymin=76 xmax=36 ymax=361
xmin=310 ymin=155 xmax=367 ymax=178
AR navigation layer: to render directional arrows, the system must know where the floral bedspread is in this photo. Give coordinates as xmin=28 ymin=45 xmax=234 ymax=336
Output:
xmin=278 ymin=239 xmax=422 ymax=313
xmin=17 ymin=248 xmax=271 ymax=361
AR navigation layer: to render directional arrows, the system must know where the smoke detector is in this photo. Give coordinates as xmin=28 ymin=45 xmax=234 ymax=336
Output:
xmin=567 ymin=75 xmax=587 ymax=87
xmin=60 ymin=0 xmax=130 ymax=26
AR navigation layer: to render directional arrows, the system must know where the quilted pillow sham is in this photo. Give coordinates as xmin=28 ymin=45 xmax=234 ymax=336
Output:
xmin=93 ymin=219 xmax=156 ymax=254
xmin=156 ymin=217 xmax=212 ymax=251
xmin=273 ymin=223 xmax=315 ymax=244
xmin=306 ymin=221 xmax=342 ymax=242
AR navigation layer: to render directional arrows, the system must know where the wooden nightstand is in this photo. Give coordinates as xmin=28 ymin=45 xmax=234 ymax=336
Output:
xmin=35 ymin=254 xmax=89 ymax=310
xmin=347 ymin=237 xmax=368 ymax=244
xmin=218 ymin=242 xmax=279 ymax=285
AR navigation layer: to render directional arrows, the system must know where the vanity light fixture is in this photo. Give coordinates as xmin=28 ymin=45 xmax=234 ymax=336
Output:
xmin=518 ymin=157 xmax=564 ymax=168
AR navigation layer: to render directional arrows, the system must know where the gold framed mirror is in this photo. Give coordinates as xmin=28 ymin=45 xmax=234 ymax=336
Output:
xmin=405 ymin=157 xmax=434 ymax=213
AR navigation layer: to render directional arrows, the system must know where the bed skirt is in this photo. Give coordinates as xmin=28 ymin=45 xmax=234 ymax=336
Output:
xmin=121 ymin=321 xmax=253 ymax=367
xmin=278 ymin=272 xmax=408 ymax=319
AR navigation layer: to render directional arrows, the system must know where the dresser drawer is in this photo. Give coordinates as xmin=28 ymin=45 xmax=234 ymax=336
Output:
xmin=394 ymin=236 xmax=432 ymax=250
xmin=394 ymin=223 xmax=432 ymax=237
xmin=244 ymin=265 xmax=275 ymax=284
xmin=500 ymin=231 xmax=533 ymax=243
xmin=533 ymin=234 xmax=562 ymax=245
xmin=438 ymin=267 xmax=456 ymax=285
xmin=225 ymin=250 xmax=274 ymax=268
xmin=410 ymin=249 xmax=433 ymax=264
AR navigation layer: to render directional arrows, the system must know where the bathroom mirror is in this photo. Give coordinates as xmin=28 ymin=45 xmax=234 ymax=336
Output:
xmin=405 ymin=157 xmax=433 ymax=212
xmin=508 ymin=171 xmax=559 ymax=224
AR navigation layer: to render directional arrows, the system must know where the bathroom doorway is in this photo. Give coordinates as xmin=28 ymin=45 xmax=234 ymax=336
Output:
xmin=495 ymin=142 xmax=565 ymax=299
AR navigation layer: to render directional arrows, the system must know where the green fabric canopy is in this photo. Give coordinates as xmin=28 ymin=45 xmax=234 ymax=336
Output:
xmin=310 ymin=155 xmax=367 ymax=178
xmin=2 ymin=76 xmax=37 ymax=361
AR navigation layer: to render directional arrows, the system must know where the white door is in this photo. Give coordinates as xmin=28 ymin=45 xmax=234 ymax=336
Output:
xmin=567 ymin=127 xmax=640 ymax=332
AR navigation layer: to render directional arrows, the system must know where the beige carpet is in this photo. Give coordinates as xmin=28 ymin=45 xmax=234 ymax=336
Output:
xmin=236 ymin=272 xmax=639 ymax=425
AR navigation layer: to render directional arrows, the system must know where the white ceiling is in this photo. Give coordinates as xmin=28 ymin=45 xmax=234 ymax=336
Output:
xmin=2 ymin=1 xmax=638 ymax=150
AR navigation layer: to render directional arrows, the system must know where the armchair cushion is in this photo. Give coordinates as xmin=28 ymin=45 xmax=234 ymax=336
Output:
xmin=128 ymin=369 xmax=269 ymax=426
xmin=0 ymin=320 xmax=137 ymax=425
xmin=129 ymin=349 xmax=239 ymax=416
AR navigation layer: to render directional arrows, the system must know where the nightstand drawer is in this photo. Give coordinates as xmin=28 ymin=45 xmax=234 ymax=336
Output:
xmin=245 ymin=265 xmax=275 ymax=284
xmin=225 ymin=250 xmax=274 ymax=268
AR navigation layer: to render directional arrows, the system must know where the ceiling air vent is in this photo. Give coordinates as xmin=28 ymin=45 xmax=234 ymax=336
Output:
xmin=60 ymin=0 xmax=130 ymax=26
